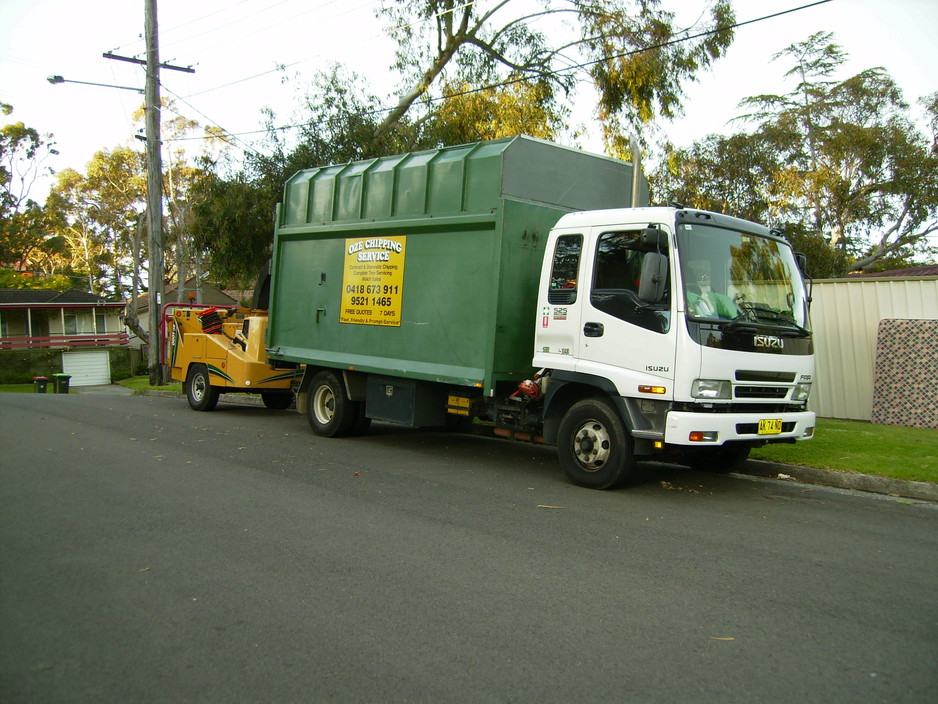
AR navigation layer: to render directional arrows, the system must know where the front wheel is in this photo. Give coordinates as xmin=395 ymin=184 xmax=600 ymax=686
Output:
xmin=306 ymin=370 xmax=360 ymax=437
xmin=557 ymin=398 xmax=635 ymax=489
xmin=186 ymin=364 xmax=219 ymax=411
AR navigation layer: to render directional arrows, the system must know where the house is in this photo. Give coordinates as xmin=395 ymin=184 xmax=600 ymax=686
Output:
xmin=125 ymin=278 xmax=238 ymax=350
xmin=0 ymin=288 xmax=129 ymax=385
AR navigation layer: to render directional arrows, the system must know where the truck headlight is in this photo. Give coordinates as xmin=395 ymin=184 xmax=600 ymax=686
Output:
xmin=793 ymin=383 xmax=812 ymax=402
xmin=692 ymin=379 xmax=731 ymax=400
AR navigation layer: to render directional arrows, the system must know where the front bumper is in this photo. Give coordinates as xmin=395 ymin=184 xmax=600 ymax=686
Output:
xmin=664 ymin=409 xmax=816 ymax=446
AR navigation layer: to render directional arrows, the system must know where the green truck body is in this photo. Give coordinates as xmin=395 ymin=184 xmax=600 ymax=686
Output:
xmin=267 ymin=136 xmax=645 ymax=393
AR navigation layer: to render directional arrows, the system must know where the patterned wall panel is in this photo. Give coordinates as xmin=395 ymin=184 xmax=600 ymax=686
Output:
xmin=871 ymin=319 xmax=938 ymax=429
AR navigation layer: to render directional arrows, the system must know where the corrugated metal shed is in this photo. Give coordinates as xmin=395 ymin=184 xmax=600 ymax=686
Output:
xmin=810 ymin=276 xmax=938 ymax=420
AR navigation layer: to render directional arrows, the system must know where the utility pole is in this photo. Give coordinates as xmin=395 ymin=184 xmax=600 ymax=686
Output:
xmin=144 ymin=0 xmax=164 ymax=385
xmin=103 ymin=1 xmax=192 ymax=384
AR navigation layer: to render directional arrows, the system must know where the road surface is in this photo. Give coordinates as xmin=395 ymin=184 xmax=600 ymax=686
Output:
xmin=1 ymin=392 xmax=936 ymax=703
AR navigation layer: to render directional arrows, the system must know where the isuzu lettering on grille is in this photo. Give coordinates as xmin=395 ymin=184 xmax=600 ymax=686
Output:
xmin=754 ymin=335 xmax=784 ymax=349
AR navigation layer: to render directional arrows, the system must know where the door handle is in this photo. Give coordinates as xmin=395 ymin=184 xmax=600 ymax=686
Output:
xmin=584 ymin=322 xmax=604 ymax=337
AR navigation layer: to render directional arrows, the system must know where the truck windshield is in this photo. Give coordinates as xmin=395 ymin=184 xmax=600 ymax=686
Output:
xmin=677 ymin=223 xmax=810 ymax=333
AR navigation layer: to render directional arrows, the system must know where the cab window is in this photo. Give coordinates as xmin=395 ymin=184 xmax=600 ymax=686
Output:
xmin=548 ymin=234 xmax=583 ymax=304
xmin=591 ymin=230 xmax=671 ymax=334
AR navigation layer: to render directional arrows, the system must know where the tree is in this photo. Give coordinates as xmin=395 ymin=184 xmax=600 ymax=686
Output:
xmin=0 ymin=102 xmax=60 ymax=272
xmin=376 ymin=0 xmax=736 ymax=150
xmin=47 ymin=147 xmax=147 ymax=297
xmin=430 ymin=77 xmax=565 ymax=143
xmin=656 ymin=33 xmax=938 ymax=274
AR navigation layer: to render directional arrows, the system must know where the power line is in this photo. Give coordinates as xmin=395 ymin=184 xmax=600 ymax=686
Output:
xmin=159 ymin=83 xmax=264 ymax=158
xmin=167 ymin=0 xmax=836 ymax=144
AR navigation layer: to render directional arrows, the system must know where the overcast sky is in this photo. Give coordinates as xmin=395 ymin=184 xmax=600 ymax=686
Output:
xmin=2 ymin=0 xmax=936 ymax=198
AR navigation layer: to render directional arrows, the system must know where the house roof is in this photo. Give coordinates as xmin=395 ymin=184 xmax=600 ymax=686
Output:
xmin=849 ymin=265 xmax=938 ymax=278
xmin=130 ymin=278 xmax=237 ymax=310
xmin=0 ymin=288 xmax=123 ymax=307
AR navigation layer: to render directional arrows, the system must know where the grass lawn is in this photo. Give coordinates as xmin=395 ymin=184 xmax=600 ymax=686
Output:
xmin=752 ymin=418 xmax=938 ymax=484
xmin=0 ymin=384 xmax=38 ymax=393
xmin=117 ymin=376 xmax=183 ymax=393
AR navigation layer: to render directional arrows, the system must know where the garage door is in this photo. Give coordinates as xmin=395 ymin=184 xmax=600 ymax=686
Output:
xmin=62 ymin=350 xmax=111 ymax=386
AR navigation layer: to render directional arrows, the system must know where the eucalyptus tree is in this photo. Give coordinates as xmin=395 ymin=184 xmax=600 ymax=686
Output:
xmin=0 ymin=102 xmax=59 ymax=272
xmin=47 ymin=147 xmax=147 ymax=296
xmin=376 ymin=0 xmax=736 ymax=151
xmin=737 ymin=32 xmax=937 ymax=269
xmin=657 ymin=33 xmax=938 ymax=274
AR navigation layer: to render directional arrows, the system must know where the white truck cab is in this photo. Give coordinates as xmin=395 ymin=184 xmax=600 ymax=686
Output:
xmin=534 ymin=207 xmax=815 ymax=486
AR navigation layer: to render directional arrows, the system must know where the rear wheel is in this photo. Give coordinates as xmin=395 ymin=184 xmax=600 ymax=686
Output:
xmin=186 ymin=364 xmax=219 ymax=411
xmin=557 ymin=398 xmax=635 ymax=489
xmin=306 ymin=370 xmax=360 ymax=437
xmin=687 ymin=444 xmax=751 ymax=473
xmin=261 ymin=390 xmax=293 ymax=410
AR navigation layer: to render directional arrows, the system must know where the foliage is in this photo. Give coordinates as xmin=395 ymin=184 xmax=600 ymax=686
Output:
xmin=46 ymin=148 xmax=147 ymax=296
xmin=655 ymin=33 xmax=938 ymax=275
xmin=0 ymin=103 xmax=60 ymax=272
xmin=44 ymin=100 xmax=211 ymax=298
xmin=431 ymin=78 xmax=565 ymax=143
xmin=189 ymin=166 xmax=276 ymax=287
xmin=0 ymin=267 xmax=72 ymax=290
xmin=377 ymin=0 xmax=736 ymax=151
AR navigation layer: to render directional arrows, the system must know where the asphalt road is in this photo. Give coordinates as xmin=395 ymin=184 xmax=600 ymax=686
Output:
xmin=1 ymin=392 xmax=936 ymax=703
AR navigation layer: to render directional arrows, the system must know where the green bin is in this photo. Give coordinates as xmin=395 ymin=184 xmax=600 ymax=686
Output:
xmin=53 ymin=373 xmax=72 ymax=394
xmin=32 ymin=376 xmax=49 ymax=393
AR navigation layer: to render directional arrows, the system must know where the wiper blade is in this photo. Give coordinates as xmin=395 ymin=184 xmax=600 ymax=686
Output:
xmin=739 ymin=303 xmax=810 ymax=336
xmin=717 ymin=317 xmax=759 ymax=333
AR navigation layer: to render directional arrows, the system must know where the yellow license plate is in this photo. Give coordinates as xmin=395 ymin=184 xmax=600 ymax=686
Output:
xmin=758 ymin=418 xmax=783 ymax=435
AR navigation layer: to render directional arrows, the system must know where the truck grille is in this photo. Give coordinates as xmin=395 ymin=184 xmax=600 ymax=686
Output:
xmin=734 ymin=386 xmax=788 ymax=399
xmin=736 ymin=370 xmax=796 ymax=382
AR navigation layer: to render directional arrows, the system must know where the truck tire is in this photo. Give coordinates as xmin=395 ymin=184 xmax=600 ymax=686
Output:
xmin=261 ymin=390 xmax=293 ymax=410
xmin=186 ymin=364 xmax=219 ymax=412
xmin=307 ymin=370 xmax=359 ymax=437
xmin=557 ymin=397 xmax=636 ymax=489
xmin=687 ymin=444 xmax=751 ymax=473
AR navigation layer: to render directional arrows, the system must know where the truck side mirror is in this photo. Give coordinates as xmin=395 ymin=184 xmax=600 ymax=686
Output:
xmin=795 ymin=252 xmax=814 ymax=305
xmin=638 ymin=252 xmax=668 ymax=303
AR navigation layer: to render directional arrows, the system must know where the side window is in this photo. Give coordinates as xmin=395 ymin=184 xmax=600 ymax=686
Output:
xmin=591 ymin=230 xmax=671 ymax=334
xmin=548 ymin=234 xmax=583 ymax=305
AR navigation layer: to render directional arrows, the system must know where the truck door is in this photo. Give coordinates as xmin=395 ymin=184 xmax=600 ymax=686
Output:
xmin=534 ymin=232 xmax=586 ymax=365
xmin=576 ymin=227 xmax=677 ymax=392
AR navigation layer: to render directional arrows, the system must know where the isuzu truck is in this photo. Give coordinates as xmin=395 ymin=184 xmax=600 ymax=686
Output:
xmin=174 ymin=136 xmax=815 ymax=488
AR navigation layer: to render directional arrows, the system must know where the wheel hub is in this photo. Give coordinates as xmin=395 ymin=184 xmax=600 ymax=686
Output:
xmin=313 ymin=386 xmax=336 ymax=424
xmin=573 ymin=421 xmax=611 ymax=470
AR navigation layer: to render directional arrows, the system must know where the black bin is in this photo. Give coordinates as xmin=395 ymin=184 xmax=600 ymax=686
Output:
xmin=53 ymin=374 xmax=72 ymax=394
xmin=32 ymin=376 xmax=49 ymax=393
